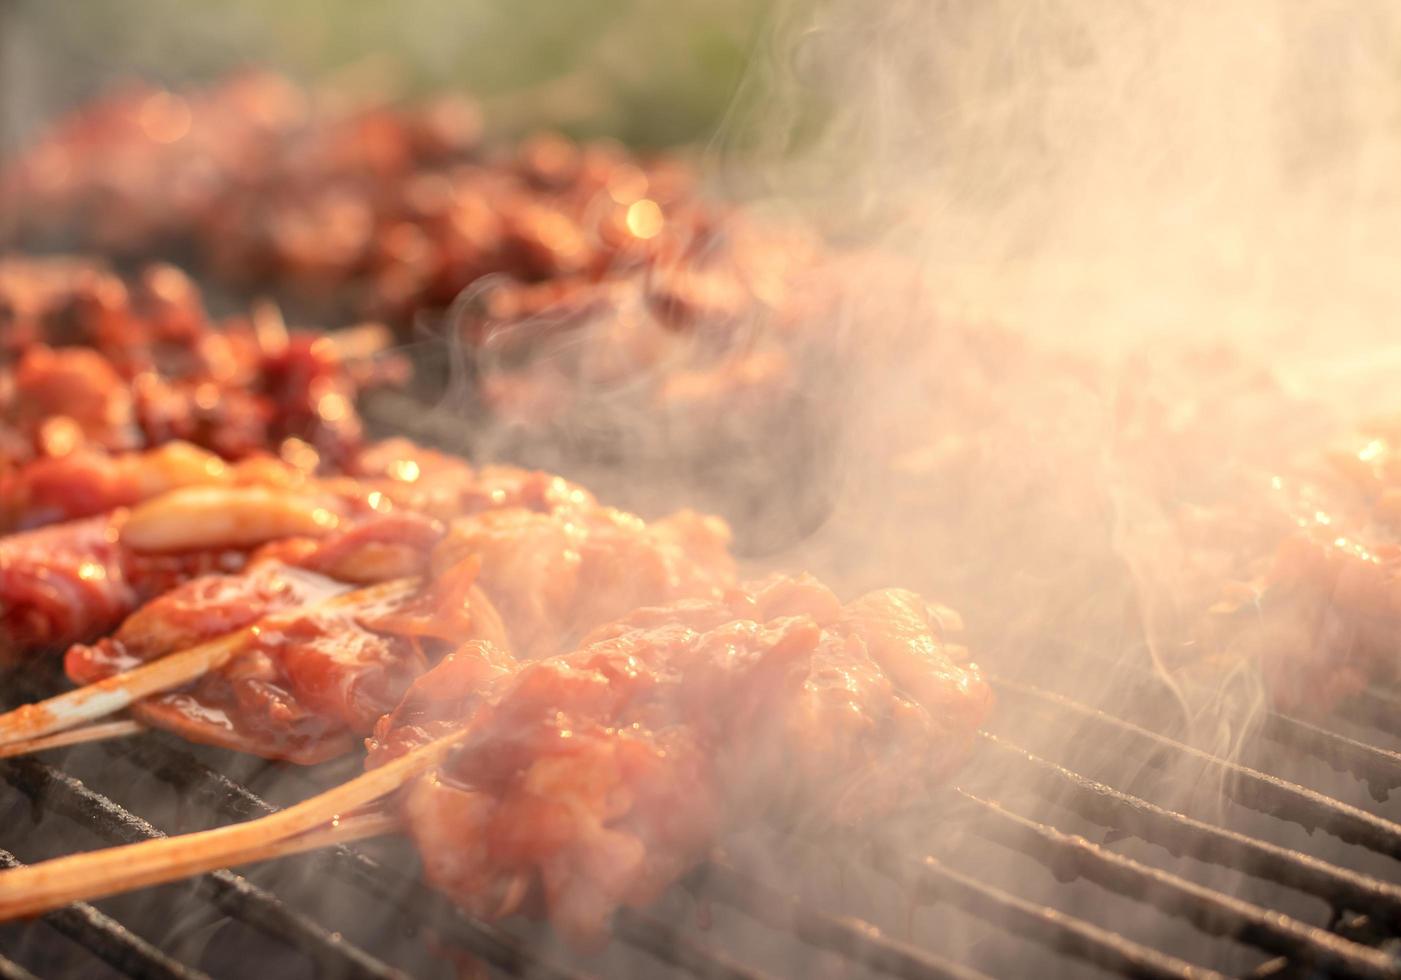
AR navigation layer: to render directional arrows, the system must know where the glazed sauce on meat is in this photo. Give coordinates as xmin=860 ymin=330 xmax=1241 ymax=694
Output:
xmin=369 ymin=574 xmax=991 ymax=949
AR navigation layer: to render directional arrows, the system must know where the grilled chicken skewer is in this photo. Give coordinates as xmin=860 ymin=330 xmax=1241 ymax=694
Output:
xmin=0 ymin=574 xmax=990 ymax=947
xmin=0 ymin=445 xmax=434 ymax=660
xmin=0 ymin=576 xmax=424 ymax=750
xmin=0 ymin=437 xmax=600 ymax=661
xmin=0 ymin=451 xmax=733 ymax=761
xmin=0 ymin=256 xmax=404 ymax=477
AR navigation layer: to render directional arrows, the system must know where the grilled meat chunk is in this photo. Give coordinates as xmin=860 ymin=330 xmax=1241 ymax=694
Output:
xmin=0 ymin=512 xmax=246 ymax=659
xmin=58 ymin=454 xmax=735 ymax=763
xmin=369 ymin=574 xmax=990 ymax=947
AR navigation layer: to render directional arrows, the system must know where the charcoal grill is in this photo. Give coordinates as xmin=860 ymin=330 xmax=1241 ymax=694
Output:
xmin=6 ymin=397 xmax=1401 ymax=979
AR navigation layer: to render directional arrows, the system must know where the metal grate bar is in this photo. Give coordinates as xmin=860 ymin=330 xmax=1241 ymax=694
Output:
xmin=993 ymin=677 xmax=1401 ymax=862
xmin=0 ymin=849 xmax=209 ymax=980
xmin=0 ymin=757 xmax=405 ymax=980
xmin=1261 ymin=713 xmax=1401 ymax=801
xmin=981 ymin=732 xmax=1401 ymax=931
xmin=313 ymin=853 xmax=592 ymax=980
xmin=871 ymin=848 xmax=1222 ymax=980
xmin=0 ymin=955 xmax=38 ymax=980
xmin=613 ymin=909 xmax=776 ymax=980
xmin=1046 ymin=652 xmax=1401 ymax=799
xmin=959 ymin=790 xmax=1400 ymax=980
xmin=100 ymin=736 xmax=278 ymax=823
xmin=693 ymin=860 xmax=991 ymax=980
xmin=1344 ymin=689 xmax=1401 ymax=742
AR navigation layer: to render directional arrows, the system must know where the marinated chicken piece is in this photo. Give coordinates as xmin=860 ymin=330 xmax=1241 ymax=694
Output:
xmin=1203 ymin=435 xmax=1401 ymax=715
xmin=369 ymin=574 xmax=991 ymax=948
xmin=429 ymin=504 xmax=734 ymax=657
xmin=0 ymin=434 xmax=489 ymax=537
xmin=55 ymin=454 xmax=735 ymax=761
xmin=65 ymin=556 xmax=355 ymax=679
xmin=64 ymin=521 xmax=506 ymax=764
xmin=0 ymin=257 xmax=207 ymax=368
xmin=346 ymin=440 xmax=595 ymax=522
xmin=8 ymin=346 xmax=140 ymax=452
xmin=0 ymin=443 xmax=440 ymax=656
xmin=0 ymin=441 xmax=231 ymax=530
xmin=0 ymin=256 xmax=405 ymax=467
xmin=0 ymin=512 xmax=246 ymax=659
xmin=0 ymin=73 xmax=306 ymax=253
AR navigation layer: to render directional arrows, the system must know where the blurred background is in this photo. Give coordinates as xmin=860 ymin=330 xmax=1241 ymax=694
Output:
xmin=0 ymin=0 xmax=772 ymax=154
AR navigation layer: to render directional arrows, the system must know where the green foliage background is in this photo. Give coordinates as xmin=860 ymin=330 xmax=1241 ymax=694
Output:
xmin=0 ymin=0 xmax=775 ymax=149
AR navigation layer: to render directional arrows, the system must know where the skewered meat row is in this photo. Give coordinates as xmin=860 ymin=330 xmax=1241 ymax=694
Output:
xmin=0 ymin=436 xmax=470 ymax=654
xmin=0 ymin=72 xmax=479 ymax=258
xmin=2 ymin=77 xmax=833 ymax=452
xmin=205 ymin=131 xmax=711 ymax=323
xmin=1 ymin=74 xmax=690 ymax=323
xmin=0 ymin=438 xmax=579 ymax=655
xmin=65 ymin=542 xmax=494 ymax=763
xmin=369 ymin=573 xmax=990 ymax=947
xmin=37 ymin=438 xmax=732 ymax=761
xmin=0 ymin=255 xmax=404 ymax=473
xmin=0 ymin=570 xmax=990 ymax=954
xmin=0 ymin=511 xmax=248 ymax=661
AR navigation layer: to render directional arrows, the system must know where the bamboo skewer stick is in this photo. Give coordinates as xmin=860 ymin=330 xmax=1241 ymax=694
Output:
xmin=0 ymin=577 xmax=421 ymax=748
xmin=0 ymin=719 xmax=147 ymax=759
xmin=327 ymin=322 xmax=394 ymax=362
xmin=248 ymin=810 xmax=401 ymax=863
xmin=253 ymin=299 xmax=392 ymax=362
xmin=0 ymin=725 xmax=469 ymax=921
xmin=0 ymin=630 xmax=250 ymax=748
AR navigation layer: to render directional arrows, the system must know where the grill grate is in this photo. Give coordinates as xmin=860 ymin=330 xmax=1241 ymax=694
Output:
xmin=8 ymin=660 xmax=1401 ymax=976
xmin=692 ymin=861 xmax=991 ymax=980
xmin=4 ymin=399 xmax=1401 ymax=975
xmin=0 ymin=755 xmax=405 ymax=980
xmin=0 ymin=850 xmax=208 ymax=980
xmin=956 ymin=790 xmax=1396 ymax=980
xmin=993 ymin=677 xmax=1401 ymax=860
xmin=871 ymin=848 xmax=1220 ymax=980
xmin=980 ymin=732 xmax=1401 ymax=931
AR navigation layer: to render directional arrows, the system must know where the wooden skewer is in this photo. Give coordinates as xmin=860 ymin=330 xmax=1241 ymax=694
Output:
xmin=247 ymin=810 xmax=401 ymax=862
xmin=0 ymin=629 xmax=250 ymax=749
xmin=0 ymin=577 xmax=421 ymax=749
xmin=252 ymin=299 xmax=391 ymax=363
xmin=0 ymin=719 xmax=146 ymax=759
xmin=0 ymin=725 xmax=468 ymax=921
xmin=326 ymin=322 xmax=394 ymax=362
xmin=250 ymin=299 xmax=290 ymax=356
